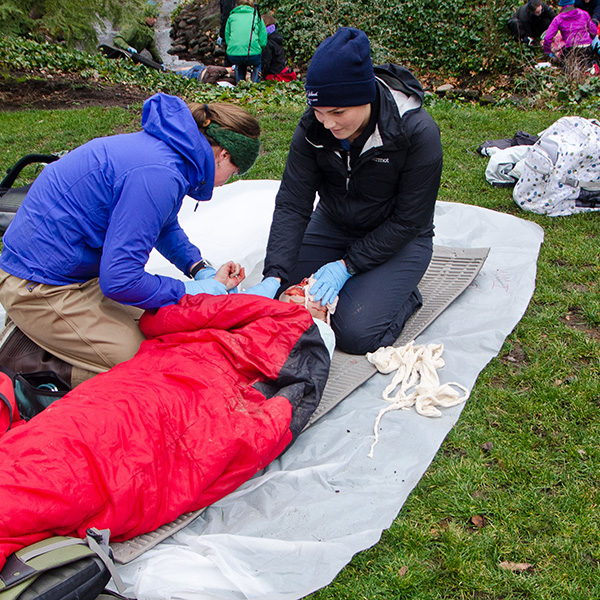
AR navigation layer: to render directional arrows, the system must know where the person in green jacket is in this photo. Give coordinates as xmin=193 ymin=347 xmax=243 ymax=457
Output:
xmin=225 ymin=0 xmax=268 ymax=83
xmin=113 ymin=3 xmax=163 ymax=66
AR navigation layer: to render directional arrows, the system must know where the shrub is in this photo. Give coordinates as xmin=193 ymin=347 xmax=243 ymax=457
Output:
xmin=260 ymin=0 xmax=530 ymax=76
xmin=0 ymin=0 xmax=146 ymax=50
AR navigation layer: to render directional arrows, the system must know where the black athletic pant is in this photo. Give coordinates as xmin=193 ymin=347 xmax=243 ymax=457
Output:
xmin=283 ymin=208 xmax=432 ymax=355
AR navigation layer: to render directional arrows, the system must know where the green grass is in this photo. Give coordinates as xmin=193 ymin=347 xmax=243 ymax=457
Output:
xmin=0 ymin=100 xmax=599 ymax=600
xmin=0 ymin=106 xmax=140 ymax=186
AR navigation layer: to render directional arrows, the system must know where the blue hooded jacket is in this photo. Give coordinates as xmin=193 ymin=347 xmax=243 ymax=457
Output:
xmin=0 ymin=93 xmax=215 ymax=310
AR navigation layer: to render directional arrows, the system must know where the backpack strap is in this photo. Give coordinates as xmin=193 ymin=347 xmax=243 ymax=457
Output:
xmin=85 ymin=529 xmax=126 ymax=594
xmin=0 ymin=529 xmax=129 ymax=598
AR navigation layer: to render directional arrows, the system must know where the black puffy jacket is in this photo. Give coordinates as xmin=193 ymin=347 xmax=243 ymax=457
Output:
xmin=262 ymin=30 xmax=286 ymax=76
xmin=263 ymin=64 xmax=443 ymax=282
xmin=507 ymin=3 xmax=555 ymax=40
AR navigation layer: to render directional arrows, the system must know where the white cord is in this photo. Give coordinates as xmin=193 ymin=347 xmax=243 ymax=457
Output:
xmin=366 ymin=342 xmax=469 ymax=457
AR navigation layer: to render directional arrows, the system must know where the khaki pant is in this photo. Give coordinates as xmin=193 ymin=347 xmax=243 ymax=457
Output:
xmin=0 ymin=269 xmax=145 ymax=386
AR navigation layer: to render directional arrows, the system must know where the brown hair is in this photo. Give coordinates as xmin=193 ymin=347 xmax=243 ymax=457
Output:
xmin=237 ymin=0 xmax=254 ymax=6
xmin=262 ymin=13 xmax=275 ymax=26
xmin=186 ymin=102 xmax=260 ymax=144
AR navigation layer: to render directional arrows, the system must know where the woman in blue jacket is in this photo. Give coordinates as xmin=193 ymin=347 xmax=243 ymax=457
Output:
xmin=246 ymin=28 xmax=443 ymax=355
xmin=0 ymin=93 xmax=260 ymax=385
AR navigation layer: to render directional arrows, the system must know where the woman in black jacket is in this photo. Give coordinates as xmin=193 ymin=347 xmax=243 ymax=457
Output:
xmin=245 ymin=28 xmax=443 ymax=354
xmin=507 ymin=0 xmax=556 ymax=44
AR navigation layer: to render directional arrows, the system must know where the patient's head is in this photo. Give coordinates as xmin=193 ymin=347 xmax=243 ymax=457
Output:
xmin=280 ymin=278 xmax=329 ymax=322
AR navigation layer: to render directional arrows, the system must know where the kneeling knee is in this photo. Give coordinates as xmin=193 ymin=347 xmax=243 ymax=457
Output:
xmin=333 ymin=325 xmax=384 ymax=355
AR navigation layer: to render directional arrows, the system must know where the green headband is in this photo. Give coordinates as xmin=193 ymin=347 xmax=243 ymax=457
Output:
xmin=206 ymin=122 xmax=260 ymax=175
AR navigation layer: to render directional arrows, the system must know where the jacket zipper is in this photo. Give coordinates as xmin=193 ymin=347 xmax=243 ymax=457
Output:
xmin=345 ymin=153 xmax=351 ymax=191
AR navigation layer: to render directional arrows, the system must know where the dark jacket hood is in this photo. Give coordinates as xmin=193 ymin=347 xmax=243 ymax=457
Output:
xmin=374 ymin=64 xmax=425 ymax=103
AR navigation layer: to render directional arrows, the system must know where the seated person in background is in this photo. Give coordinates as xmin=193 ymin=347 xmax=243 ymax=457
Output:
xmin=543 ymin=0 xmax=599 ymax=69
xmin=261 ymin=13 xmax=297 ymax=82
xmin=508 ymin=0 xmax=556 ymax=45
xmin=113 ymin=3 xmax=163 ymax=65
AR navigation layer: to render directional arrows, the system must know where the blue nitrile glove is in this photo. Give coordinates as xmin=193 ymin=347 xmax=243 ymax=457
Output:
xmin=194 ymin=266 xmax=217 ymax=281
xmin=184 ymin=279 xmax=227 ymax=296
xmin=241 ymin=277 xmax=280 ymax=299
xmin=310 ymin=260 xmax=352 ymax=306
xmin=127 ymin=46 xmax=137 ymax=54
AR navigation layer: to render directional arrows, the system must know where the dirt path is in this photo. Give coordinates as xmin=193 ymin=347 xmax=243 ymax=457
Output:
xmin=1 ymin=1 xmax=185 ymax=112
xmin=0 ymin=72 xmax=148 ymax=111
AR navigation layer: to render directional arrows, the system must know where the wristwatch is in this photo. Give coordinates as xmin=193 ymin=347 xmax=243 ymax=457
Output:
xmin=344 ymin=258 xmax=359 ymax=276
xmin=189 ymin=259 xmax=210 ymax=278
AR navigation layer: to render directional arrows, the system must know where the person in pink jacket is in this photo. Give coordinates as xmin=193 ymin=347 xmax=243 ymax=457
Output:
xmin=543 ymin=0 xmax=599 ymax=70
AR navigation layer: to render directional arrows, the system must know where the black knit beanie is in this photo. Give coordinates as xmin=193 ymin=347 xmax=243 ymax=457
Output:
xmin=305 ymin=28 xmax=376 ymax=107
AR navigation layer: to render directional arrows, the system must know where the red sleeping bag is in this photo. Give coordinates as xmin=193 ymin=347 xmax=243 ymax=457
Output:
xmin=0 ymin=294 xmax=330 ymax=569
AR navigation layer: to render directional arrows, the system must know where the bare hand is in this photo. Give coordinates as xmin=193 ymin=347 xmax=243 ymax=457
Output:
xmin=214 ymin=261 xmax=246 ymax=291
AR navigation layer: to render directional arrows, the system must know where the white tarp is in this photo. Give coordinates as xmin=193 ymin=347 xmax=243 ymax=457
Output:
xmin=118 ymin=180 xmax=543 ymax=600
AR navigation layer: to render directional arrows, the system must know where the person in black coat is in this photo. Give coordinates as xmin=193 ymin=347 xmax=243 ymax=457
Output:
xmin=218 ymin=0 xmax=236 ymax=42
xmin=243 ymin=28 xmax=443 ymax=355
xmin=218 ymin=0 xmax=236 ymax=66
xmin=508 ymin=0 xmax=556 ymax=44
xmin=575 ymin=0 xmax=600 ymax=25
xmin=261 ymin=13 xmax=287 ymax=78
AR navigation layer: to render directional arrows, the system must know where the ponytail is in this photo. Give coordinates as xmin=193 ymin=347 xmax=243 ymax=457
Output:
xmin=186 ymin=102 xmax=260 ymax=141
xmin=187 ymin=101 xmax=261 ymax=174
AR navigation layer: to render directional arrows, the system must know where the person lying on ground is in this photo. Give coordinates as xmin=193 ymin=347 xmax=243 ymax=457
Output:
xmin=0 ymin=292 xmax=330 ymax=570
xmin=278 ymin=278 xmax=336 ymax=357
xmin=0 ymin=93 xmax=260 ymax=387
xmin=171 ymin=63 xmax=236 ymax=85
